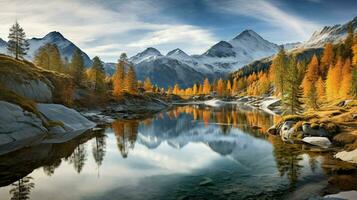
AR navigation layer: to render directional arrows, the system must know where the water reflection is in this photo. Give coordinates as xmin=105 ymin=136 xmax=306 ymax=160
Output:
xmin=0 ymin=105 xmax=356 ymax=200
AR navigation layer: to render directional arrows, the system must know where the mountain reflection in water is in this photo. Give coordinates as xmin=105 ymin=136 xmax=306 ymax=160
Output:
xmin=0 ymin=104 xmax=356 ymax=200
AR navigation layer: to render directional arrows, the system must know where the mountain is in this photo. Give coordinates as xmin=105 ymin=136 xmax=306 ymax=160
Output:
xmin=282 ymin=42 xmax=302 ymax=50
xmin=302 ymin=16 xmax=357 ymax=48
xmin=127 ymin=30 xmax=280 ymax=88
xmin=129 ymin=47 xmax=162 ymax=64
xmin=0 ymin=31 xmax=92 ymax=67
xmin=193 ymin=30 xmax=280 ymax=73
xmin=0 ymin=38 xmax=7 ymax=54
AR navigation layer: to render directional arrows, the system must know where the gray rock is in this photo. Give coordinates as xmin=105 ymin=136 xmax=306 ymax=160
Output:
xmin=302 ymin=123 xmax=330 ymax=137
xmin=0 ymin=76 xmax=53 ymax=102
xmin=280 ymin=121 xmax=295 ymax=141
xmin=37 ymin=103 xmax=96 ymax=133
xmin=0 ymin=101 xmax=47 ymax=155
xmin=302 ymin=137 xmax=331 ymax=148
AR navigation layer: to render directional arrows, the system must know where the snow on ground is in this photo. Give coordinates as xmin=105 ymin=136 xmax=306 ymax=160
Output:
xmin=324 ymin=190 xmax=357 ymax=199
xmin=204 ymin=99 xmax=228 ymax=107
xmin=259 ymin=97 xmax=280 ymax=115
xmin=335 ymin=148 xmax=357 ymax=164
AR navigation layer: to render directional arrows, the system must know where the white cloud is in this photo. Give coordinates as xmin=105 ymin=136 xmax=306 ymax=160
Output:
xmin=0 ymin=0 xmax=216 ymax=61
xmin=207 ymin=0 xmax=321 ymax=42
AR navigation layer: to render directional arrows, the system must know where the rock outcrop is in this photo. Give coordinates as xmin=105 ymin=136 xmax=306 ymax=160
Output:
xmin=0 ymin=76 xmax=53 ymax=102
xmin=0 ymin=101 xmax=96 ymax=155
xmin=0 ymin=101 xmax=46 ymax=154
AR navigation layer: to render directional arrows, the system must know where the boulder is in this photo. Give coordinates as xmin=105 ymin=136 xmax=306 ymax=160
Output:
xmin=0 ymin=76 xmax=53 ymax=102
xmin=0 ymin=101 xmax=47 ymax=155
xmin=334 ymin=148 xmax=357 ymax=164
xmin=280 ymin=121 xmax=295 ymax=141
xmin=37 ymin=103 xmax=96 ymax=134
xmin=302 ymin=137 xmax=331 ymax=148
xmin=302 ymin=123 xmax=330 ymax=137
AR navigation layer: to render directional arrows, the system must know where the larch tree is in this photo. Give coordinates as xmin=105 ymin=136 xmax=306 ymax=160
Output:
xmin=203 ymin=78 xmax=211 ymax=95
xmin=232 ymin=78 xmax=238 ymax=95
xmin=339 ymin=58 xmax=352 ymax=99
xmin=270 ymin=48 xmax=287 ymax=96
xmin=7 ymin=21 xmax=29 ymax=60
xmin=326 ymin=58 xmax=343 ymax=101
xmin=352 ymin=44 xmax=357 ymax=97
xmin=320 ymin=43 xmax=334 ymax=78
xmin=302 ymin=55 xmax=320 ymax=109
xmin=69 ymin=49 xmax=85 ymax=85
xmin=34 ymin=43 xmax=63 ymax=72
xmin=124 ymin=65 xmax=137 ymax=94
xmin=193 ymin=84 xmax=198 ymax=95
xmin=316 ymin=77 xmax=325 ymax=103
xmin=217 ymin=78 xmax=225 ymax=96
xmin=284 ymin=55 xmax=303 ymax=114
xmin=143 ymin=77 xmax=153 ymax=92
xmin=112 ymin=55 xmax=126 ymax=96
xmin=226 ymin=80 xmax=232 ymax=96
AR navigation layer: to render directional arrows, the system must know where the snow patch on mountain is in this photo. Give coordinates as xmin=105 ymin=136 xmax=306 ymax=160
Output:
xmin=129 ymin=47 xmax=162 ymax=64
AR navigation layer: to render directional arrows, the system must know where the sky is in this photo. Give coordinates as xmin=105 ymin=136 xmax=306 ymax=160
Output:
xmin=0 ymin=0 xmax=356 ymax=62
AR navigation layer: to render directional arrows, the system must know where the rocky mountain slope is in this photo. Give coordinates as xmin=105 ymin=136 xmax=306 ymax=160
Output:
xmin=302 ymin=16 xmax=357 ymax=48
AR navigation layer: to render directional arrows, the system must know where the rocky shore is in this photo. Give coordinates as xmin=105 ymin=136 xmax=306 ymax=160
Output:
xmin=267 ymin=100 xmax=357 ymax=164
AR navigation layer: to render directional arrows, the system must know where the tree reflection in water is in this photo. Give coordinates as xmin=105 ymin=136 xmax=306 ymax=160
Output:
xmin=9 ymin=176 xmax=34 ymax=200
xmin=112 ymin=120 xmax=139 ymax=158
xmin=92 ymin=133 xmax=107 ymax=169
xmin=68 ymin=144 xmax=87 ymax=174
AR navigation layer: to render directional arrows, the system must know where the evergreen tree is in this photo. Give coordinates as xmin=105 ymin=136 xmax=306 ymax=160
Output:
xmin=284 ymin=55 xmax=303 ymax=114
xmin=124 ymin=65 xmax=137 ymax=94
xmin=89 ymin=56 xmax=105 ymax=92
xmin=69 ymin=49 xmax=85 ymax=85
xmin=270 ymin=48 xmax=287 ymax=96
xmin=7 ymin=21 xmax=29 ymax=60
xmin=113 ymin=55 xmax=126 ymax=96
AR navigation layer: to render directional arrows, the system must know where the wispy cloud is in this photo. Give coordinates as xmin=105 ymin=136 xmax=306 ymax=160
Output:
xmin=0 ymin=0 xmax=216 ymax=60
xmin=206 ymin=0 xmax=321 ymax=42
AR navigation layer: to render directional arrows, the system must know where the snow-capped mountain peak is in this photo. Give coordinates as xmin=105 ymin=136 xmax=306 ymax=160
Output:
xmin=129 ymin=47 xmax=162 ymax=64
xmin=167 ymin=48 xmax=191 ymax=60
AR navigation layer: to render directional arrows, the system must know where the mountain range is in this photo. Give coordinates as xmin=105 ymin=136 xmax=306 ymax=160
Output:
xmin=0 ymin=16 xmax=355 ymax=88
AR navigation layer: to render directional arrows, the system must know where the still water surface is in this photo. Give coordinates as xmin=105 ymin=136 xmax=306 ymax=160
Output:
xmin=0 ymin=104 xmax=355 ymax=200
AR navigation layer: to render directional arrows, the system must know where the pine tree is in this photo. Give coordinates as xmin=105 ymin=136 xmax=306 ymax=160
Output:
xmin=7 ymin=21 xmax=29 ymax=60
xmin=89 ymin=56 xmax=105 ymax=92
xmin=339 ymin=58 xmax=352 ymax=99
xmin=284 ymin=55 xmax=303 ymax=114
xmin=69 ymin=49 xmax=84 ymax=85
xmin=124 ymin=65 xmax=137 ymax=94
xmin=143 ymin=77 xmax=153 ymax=92
xmin=270 ymin=48 xmax=287 ymax=96
xmin=203 ymin=78 xmax=210 ymax=95
xmin=112 ymin=55 xmax=126 ymax=96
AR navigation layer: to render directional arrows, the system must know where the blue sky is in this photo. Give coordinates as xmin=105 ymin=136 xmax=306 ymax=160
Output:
xmin=0 ymin=0 xmax=356 ymax=62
